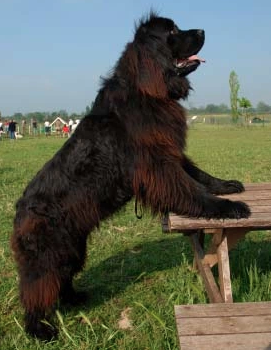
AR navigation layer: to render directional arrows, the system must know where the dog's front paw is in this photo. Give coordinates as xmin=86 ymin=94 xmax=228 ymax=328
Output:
xmin=26 ymin=321 xmax=58 ymax=341
xmin=219 ymin=200 xmax=251 ymax=219
xmin=219 ymin=180 xmax=245 ymax=194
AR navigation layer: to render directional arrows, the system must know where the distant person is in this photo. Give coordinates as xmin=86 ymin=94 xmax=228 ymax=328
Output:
xmin=44 ymin=120 xmax=50 ymax=137
xmin=8 ymin=119 xmax=17 ymax=140
xmin=72 ymin=119 xmax=81 ymax=132
xmin=68 ymin=119 xmax=73 ymax=134
xmin=0 ymin=120 xmax=3 ymax=140
xmin=4 ymin=120 xmax=9 ymax=137
xmin=32 ymin=119 xmax=38 ymax=135
xmin=62 ymin=124 xmax=69 ymax=138
xmin=55 ymin=119 xmax=62 ymax=137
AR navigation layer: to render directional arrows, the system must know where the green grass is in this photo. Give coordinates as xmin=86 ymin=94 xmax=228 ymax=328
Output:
xmin=1 ymin=125 xmax=271 ymax=349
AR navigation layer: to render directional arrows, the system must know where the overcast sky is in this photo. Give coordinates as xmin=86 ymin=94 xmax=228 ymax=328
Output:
xmin=1 ymin=0 xmax=271 ymax=115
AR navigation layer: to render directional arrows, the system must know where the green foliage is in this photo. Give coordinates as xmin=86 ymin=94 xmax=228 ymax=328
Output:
xmin=238 ymin=97 xmax=252 ymax=123
xmin=1 ymin=126 xmax=271 ymax=349
xmin=238 ymin=97 xmax=252 ymax=110
xmin=257 ymin=101 xmax=271 ymax=113
xmin=2 ymin=108 xmax=90 ymax=124
xmin=188 ymin=103 xmax=230 ymax=115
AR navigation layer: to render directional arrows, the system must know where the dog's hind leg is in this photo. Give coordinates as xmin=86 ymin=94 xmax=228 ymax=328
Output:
xmin=12 ymin=215 xmax=62 ymax=340
xmin=183 ymin=155 xmax=245 ymax=195
xmin=20 ymin=270 xmax=60 ymax=340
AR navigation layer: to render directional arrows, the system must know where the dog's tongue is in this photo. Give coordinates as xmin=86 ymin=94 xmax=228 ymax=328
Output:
xmin=188 ymin=55 xmax=206 ymax=63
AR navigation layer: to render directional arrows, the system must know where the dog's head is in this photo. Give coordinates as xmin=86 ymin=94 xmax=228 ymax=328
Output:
xmin=131 ymin=13 xmax=205 ymax=99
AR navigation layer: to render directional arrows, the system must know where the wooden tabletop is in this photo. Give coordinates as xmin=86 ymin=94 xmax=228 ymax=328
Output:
xmin=164 ymin=183 xmax=271 ymax=232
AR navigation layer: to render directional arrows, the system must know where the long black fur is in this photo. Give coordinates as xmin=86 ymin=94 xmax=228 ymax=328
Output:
xmin=11 ymin=13 xmax=250 ymax=340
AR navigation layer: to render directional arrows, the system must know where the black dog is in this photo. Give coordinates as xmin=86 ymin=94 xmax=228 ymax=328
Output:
xmin=11 ymin=13 xmax=250 ymax=340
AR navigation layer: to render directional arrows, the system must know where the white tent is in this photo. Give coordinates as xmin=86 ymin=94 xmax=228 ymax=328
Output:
xmin=49 ymin=117 xmax=68 ymax=128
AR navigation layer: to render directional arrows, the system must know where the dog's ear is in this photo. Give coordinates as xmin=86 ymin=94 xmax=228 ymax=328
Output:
xmin=120 ymin=44 xmax=167 ymax=98
xmin=136 ymin=52 xmax=167 ymax=98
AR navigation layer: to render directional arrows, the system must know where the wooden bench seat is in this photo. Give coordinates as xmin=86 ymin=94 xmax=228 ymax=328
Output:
xmin=175 ymin=302 xmax=271 ymax=350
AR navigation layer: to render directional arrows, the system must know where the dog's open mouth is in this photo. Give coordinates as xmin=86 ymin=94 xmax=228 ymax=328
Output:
xmin=174 ymin=55 xmax=205 ymax=69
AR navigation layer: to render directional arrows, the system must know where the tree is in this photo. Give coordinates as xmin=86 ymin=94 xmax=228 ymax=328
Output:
xmin=229 ymin=71 xmax=240 ymax=123
xmin=58 ymin=110 xmax=68 ymax=119
xmin=218 ymin=103 xmax=230 ymax=114
xmin=205 ymin=104 xmax=218 ymax=114
xmin=188 ymin=103 xmax=230 ymax=115
xmin=12 ymin=112 xmax=23 ymax=121
xmin=257 ymin=101 xmax=271 ymax=113
xmin=238 ymin=97 xmax=252 ymax=123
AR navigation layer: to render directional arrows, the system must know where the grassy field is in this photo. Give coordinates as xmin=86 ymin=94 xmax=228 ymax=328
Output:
xmin=1 ymin=124 xmax=271 ymax=349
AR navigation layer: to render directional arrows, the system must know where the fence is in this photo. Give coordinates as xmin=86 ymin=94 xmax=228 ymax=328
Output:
xmin=188 ymin=114 xmax=271 ymax=126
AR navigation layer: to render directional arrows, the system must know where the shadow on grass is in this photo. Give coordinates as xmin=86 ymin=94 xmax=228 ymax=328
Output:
xmin=230 ymin=235 xmax=271 ymax=298
xmin=72 ymin=233 xmax=271 ymax=309
xmin=75 ymin=235 xmax=193 ymax=308
xmin=231 ymin=237 xmax=271 ymax=273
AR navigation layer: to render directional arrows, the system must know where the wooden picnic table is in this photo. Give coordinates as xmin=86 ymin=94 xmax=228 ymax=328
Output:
xmin=162 ymin=182 xmax=271 ymax=303
xmin=162 ymin=183 xmax=271 ymax=349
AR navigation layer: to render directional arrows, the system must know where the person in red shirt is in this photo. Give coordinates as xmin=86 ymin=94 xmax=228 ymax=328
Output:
xmin=62 ymin=124 xmax=69 ymax=137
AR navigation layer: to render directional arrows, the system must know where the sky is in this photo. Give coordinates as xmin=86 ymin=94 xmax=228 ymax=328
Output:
xmin=1 ymin=0 xmax=271 ymax=116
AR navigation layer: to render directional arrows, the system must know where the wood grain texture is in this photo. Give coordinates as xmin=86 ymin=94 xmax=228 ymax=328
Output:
xmin=175 ymin=302 xmax=271 ymax=350
xmin=163 ymin=183 xmax=271 ymax=232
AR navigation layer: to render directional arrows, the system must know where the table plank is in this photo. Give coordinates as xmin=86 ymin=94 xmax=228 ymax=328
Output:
xmin=179 ymin=333 xmax=271 ymax=350
xmin=175 ymin=303 xmax=271 ymax=350
xmin=175 ymin=302 xmax=271 ymax=318
xmin=169 ymin=214 xmax=271 ymax=230
xmin=163 ymin=183 xmax=271 ymax=232
xmin=176 ymin=315 xmax=271 ymax=335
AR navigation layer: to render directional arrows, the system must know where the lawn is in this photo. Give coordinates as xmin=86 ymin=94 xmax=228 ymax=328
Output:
xmin=1 ymin=124 xmax=271 ymax=349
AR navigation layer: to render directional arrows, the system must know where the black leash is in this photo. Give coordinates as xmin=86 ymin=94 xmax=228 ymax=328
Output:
xmin=134 ymin=196 xmax=143 ymax=219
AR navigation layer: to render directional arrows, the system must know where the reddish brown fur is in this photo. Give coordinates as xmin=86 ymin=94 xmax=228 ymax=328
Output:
xmin=137 ymin=57 xmax=167 ymax=97
xmin=21 ymin=273 xmax=60 ymax=312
